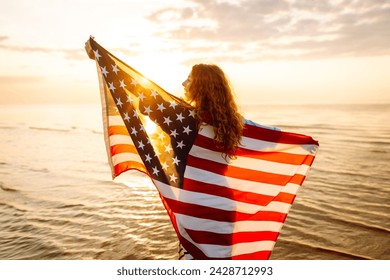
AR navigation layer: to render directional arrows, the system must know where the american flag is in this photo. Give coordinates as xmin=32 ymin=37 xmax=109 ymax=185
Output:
xmin=88 ymin=37 xmax=319 ymax=260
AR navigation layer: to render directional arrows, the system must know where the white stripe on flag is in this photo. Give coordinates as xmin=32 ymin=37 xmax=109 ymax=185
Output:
xmin=185 ymin=166 xmax=285 ymax=196
xmin=108 ymin=115 xmax=126 ymax=126
xmin=112 ymin=152 xmax=143 ymax=166
xmin=189 ymin=144 xmax=311 ymax=175
xmin=232 ymin=240 xmax=276 ymax=257
xmin=240 ymin=135 xmax=318 ymax=156
xmin=175 ymin=216 xmax=277 ymax=258
xmin=155 ymin=180 xmax=293 ymax=214
xmin=186 ymin=166 xmax=301 ymax=195
xmin=175 ymin=213 xmax=283 ymax=233
xmin=109 ymin=135 xmax=135 ymax=146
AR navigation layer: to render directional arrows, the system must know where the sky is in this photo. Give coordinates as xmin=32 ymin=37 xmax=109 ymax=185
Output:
xmin=0 ymin=0 xmax=389 ymax=105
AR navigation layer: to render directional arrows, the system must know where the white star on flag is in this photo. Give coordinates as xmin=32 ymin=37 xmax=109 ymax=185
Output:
xmin=109 ymin=82 xmax=116 ymax=92
xmin=144 ymin=106 xmax=153 ymax=115
xmin=101 ymin=66 xmax=109 ymax=77
xmin=124 ymin=112 xmax=130 ymax=122
xmin=169 ymin=173 xmax=178 ymax=183
xmin=131 ymin=127 xmax=138 ymax=136
xmin=173 ymin=156 xmax=181 ymax=166
xmin=177 ymin=141 xmax=185 ymax=149
xmin=170 ymin=129 xmax=178 ymax=138
xmin=152 ymin=166 xmax=160 ymax=176
xmin=176 ymin=113 xmax=185 ymax=122
xmin=151 ymin=90 xmax=159 ymax=98
xmin=163 ymin=117 xmax=172 ymax=126
xmin=112 ymin=64 xmax=119 ymax=74
xmin=183 ymin=126 xmax=192 ymax=135
xmin=169 ymin=101 xmax=177 ymax=109
xmin=164 ymin=144 xmax=173 ymax=153
xmin=157 ymin=103 xmax=166 ymax=112
xmin=138 ymin=140 xmax=145 ymax=150
xmin=131 ymin=78 xmax=138 ymax=86
xmin=161 ymin=162 xmax=169 ymax=170
xmin=93 ymin=49 xmax=101 ymax=61
xmin=145 ymin=154 xmax=152 ymax=163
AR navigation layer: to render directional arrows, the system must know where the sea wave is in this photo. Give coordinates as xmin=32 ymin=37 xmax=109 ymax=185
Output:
xmin=0 ymin=104 xmax=389 ymax=260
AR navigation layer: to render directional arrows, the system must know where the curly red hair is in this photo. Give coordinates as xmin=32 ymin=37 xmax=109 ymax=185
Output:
xmin=187 ymin=64 xmax=243 ymax=159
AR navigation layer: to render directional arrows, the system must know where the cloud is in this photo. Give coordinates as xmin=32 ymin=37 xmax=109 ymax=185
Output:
xmin=147 ymin=0 xmax=390 ymax=62
xmin=0 ymin=75 xmax=45 ymax=84
xmin=0 ymin=36 xmax=9 ymax=42
xmin=0 ymin=36 xmax=87 ymax=61
xmin=0 ymin=37 xmax=144 ymax=62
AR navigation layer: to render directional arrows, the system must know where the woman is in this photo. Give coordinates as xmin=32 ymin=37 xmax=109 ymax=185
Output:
xmin=174 ymin=64 xmax=244 ymax=259
xmin=86 ymin=39 xmax=319 ymax=260
xmin=86 ymin=40 xmax=266 ymax=259
xmin=140 ymin=63 xmax=244 ymax=259
xmin=142 ymin=63 xmax=244 ymax=259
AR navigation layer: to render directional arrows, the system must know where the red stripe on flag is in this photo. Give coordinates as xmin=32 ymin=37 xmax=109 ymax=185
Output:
xmin=184 ymin=229 xmax=279 ymax=245
xmin=182 ymin=177 xmax=296 ymax=206
xmin=243 ymin=123 xmax=319 ymax=145
xmin=109 ymin=125 xmax=129 ymax=136
xmin=187 ymin=155 xmax=299 ymax=186
xmin=191 ymin=134 xmax=314 ymax=193
xmin=273 ymin=191 xmax=296 ymax=204
xmin=113 ymin=161 xmax=147 ymax=177
xmin=178 ymin=238 xmax=272 ymax=260
xmin=237 ymin=148 xmax=316 ymax=166
xmin=163 ymin=196 xmax=288 ymax=223
xmin=289 ymin=173 xmax=306 ymax=185
xmin=195 ymin=134 xmax=316 ymax=165
xmin=110 ymin=144 xmax=138 ymax=155
xmin=231 ymin=250 xmax=272 ymax=260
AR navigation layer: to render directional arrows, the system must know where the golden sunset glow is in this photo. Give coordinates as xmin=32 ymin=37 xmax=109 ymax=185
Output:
xmin=144 ymin=117 xmax=158 ymax=135
xmin=0 ymin=0 xmax=389 ymax=268
xmin=0 ymin=0 xmax=389 ymax=105
xmin=129 ymin=51 xmax=188 ymax=98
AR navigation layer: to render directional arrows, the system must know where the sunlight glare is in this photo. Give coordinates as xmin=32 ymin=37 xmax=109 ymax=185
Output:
xmin=126 ymin=36 xmax=188 ymax=97
xmin=145 ymin=117 xmax=157 ymax=135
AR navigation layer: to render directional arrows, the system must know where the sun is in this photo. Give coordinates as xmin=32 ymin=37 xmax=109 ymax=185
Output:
xmin=144 ymin=117 xmax=157 ymax=135
xmin=139 ymin=54 xmax=187 ymax=96
xmin=123 ymin=37 xmax=189 ymax=98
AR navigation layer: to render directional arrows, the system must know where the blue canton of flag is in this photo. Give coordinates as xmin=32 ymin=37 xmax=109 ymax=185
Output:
xmin=89 ymin=37 xmax=197 ymax=188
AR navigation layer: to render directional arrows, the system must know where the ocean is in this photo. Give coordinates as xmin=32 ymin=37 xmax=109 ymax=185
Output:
xmin=0 ymin=103 xmax=389 ymax=260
